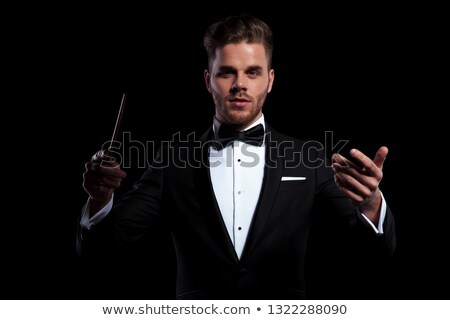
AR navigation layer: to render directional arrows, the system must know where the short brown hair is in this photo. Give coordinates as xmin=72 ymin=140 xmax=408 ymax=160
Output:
xmin=203 ymin=14 xmax=273 ymax=70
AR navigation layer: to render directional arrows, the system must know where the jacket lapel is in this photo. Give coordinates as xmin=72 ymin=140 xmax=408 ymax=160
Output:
xmin=240 ymin=125 xmax=283 ymax=261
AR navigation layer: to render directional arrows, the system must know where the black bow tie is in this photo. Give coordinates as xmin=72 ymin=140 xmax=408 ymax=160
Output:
xmin=214 ymin=123 xmax=265 ymax=149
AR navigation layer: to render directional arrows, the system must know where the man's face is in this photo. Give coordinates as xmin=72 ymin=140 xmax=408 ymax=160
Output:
xmin=204 ymin=42 xmax=274 ymax=129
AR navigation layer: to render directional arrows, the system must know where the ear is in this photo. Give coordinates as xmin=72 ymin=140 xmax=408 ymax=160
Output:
xmin=267 ymin=69 xmax=275 ymax=93
xmin=204 ymin=69 xmax=211 ymax=93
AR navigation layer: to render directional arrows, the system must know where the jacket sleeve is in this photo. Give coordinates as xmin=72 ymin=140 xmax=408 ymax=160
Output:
xmin=77 ymin=154 xmax=164 ymax=258
xmin=314 ymin=152 xmax=396 ymax=257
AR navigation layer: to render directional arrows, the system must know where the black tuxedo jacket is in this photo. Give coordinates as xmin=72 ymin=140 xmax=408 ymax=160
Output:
xmin=78 ymin=124 xmax=396 ymax=299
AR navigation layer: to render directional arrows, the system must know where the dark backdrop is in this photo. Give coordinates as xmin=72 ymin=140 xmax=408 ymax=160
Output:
xmin=5 ymin=6 xmax=447 ymax=299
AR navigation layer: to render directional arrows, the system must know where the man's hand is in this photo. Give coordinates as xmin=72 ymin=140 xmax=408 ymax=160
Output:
xmin=83 ymin=150 xmax=126 ymax=215
xmin=332 ymin=146 xmax=388 ymax=225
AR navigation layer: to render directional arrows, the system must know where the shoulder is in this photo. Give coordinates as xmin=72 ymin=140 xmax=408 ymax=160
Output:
xmin=266 ymin=124 xmax=303 ymax=144
xmin=152 ymin=128 xmax=212 ymax=168
xmin=266 ymin=124 xmax=330 ymax=165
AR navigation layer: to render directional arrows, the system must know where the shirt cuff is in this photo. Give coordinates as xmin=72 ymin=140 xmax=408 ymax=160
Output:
xmin=79 ymin=196 xmax=114 ymax=230
xmin=359 ymin=191 xmax=386 ymax=234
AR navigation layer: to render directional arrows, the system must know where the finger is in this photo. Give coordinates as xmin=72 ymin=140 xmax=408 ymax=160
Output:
xmin=92 ymin=150 xmax=108 ymax=161
xmin=373 ymin=146 xmax=388 ymax=169
xmin=332 ymin=162 xmax=379 ymax=191
xmin=348 ymin=149 xmax=382 ymax=179
xmin=84 ymin=173 xmax=123 ymax=189
xmin=85 ymin=162 xmax=127 ymax=179
xmin=332 ymin=153 xmax=360 ymax=170
xmin=86 ymin=161 xmax=124 ymax=177
xmin=334 ymin=175 xmax=365 ymax=205
xmin=91 ymin=150 xmax=119 ymax=165
xmin=335 ymin=172 xmax=372 ymax=199
xmin=83 ymin=171 xmax=123 ymax=189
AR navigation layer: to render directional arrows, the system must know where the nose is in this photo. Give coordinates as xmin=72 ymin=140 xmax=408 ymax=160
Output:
xmin=230 ymin=74 xmax=247 ymax=93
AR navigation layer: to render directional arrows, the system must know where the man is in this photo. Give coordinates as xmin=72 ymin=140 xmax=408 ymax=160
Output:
xmin=79 ymin=14 xmax=396 ymax=299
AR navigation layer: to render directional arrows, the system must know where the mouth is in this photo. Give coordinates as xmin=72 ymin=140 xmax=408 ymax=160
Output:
xmin=228 ymin=97 xmax=251 ymax=107
xmin=229 ymin=97 xmax=250 ymax=102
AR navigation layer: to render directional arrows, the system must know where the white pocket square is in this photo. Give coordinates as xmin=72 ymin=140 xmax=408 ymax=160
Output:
xmin=281 ymin=176 xmax=306 ymax=181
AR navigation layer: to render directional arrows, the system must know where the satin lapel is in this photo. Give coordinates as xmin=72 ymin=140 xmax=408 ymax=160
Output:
xmin=193 ymin=128 xmax=239 ymax=264
xmin=240 ymin=125 xmax=283 ymax=261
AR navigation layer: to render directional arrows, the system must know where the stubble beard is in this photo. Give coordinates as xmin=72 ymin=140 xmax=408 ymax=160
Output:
xmin=214 ymin=90 xmax=269 ymax=127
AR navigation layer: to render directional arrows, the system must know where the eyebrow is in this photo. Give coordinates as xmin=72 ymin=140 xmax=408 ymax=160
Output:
xmin=217 ymin=65 xmax=264 ymax=73
xmin=246 ymin=65 xmax=264 ymax=73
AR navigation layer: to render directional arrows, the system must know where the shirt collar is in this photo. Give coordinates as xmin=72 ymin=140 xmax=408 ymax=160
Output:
xmin=212 ymin=114 xmax=265 ymax=140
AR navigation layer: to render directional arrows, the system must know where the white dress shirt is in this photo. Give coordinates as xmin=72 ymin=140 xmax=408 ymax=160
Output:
xmin=209 ymin=115 xmax=266 ymax=259
xmin=81 ymin=114 xmax=387 ymax=259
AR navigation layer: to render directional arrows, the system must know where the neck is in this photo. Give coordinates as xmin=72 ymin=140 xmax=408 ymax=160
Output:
xmin=215 ymin=114 xmax=263 ymax=131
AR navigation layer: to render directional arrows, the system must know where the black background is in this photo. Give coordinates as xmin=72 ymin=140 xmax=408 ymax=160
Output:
xmin=5 ymin=4 xmax=447 ymax=299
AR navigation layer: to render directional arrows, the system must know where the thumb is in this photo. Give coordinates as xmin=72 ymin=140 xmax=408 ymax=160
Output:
xmin=373 ymin=146 xmax=388 ymax=169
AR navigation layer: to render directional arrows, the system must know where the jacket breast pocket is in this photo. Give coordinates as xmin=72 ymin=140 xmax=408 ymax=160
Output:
xmin=278 ymin=180 xmax=310 ymax=192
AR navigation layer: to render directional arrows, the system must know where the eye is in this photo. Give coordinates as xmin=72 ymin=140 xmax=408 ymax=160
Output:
xmin=217 ymin=71 xmax=233 ymax=78
xmin=247 ymin=70 xmax=261 ymax=78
